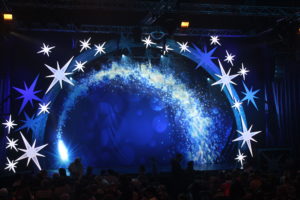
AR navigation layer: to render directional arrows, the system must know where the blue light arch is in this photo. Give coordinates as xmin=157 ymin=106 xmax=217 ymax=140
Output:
xmin=35 ymin=38 xmax=246 ymax=166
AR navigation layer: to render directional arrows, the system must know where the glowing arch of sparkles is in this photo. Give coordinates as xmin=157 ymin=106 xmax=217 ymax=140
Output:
xmin=36 ymin=38 xmax=247 ymax=165
xmin=57 ymin=62 xmax=218 ymax=163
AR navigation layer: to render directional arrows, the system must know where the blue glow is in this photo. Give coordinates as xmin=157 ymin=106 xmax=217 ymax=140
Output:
xmin=58 ymin=139 xmax=69 ymax=162
xmin=56 ymin=62 xmax=225 ymax=164
xmin=13 ymin=76 xmax=42 ymax=114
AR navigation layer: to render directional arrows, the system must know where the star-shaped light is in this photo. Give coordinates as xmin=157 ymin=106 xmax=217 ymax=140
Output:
xmin=16 ymin=132 xmax=48 ymax=170
xmin=232 ymin=98 xmax=243 ymax=112
xmin=238 ymin=63 xmax=249 ymax=80
xmin=18 ymin=112 xmax=38 ymax=133
xmin=2 ymin=115 xmax=17 ymax=134
xmin=13 ymin=76 xmax=42 ymax=114
xmin=79 ymin=37 xmax=91 ymax=52
xmin=37 ymin=43 xmax=55 ymax=57
xmin=45 ymin=57 xmax=74 ymax=94
xmin=6 ymin=136 xmax=18 ymax=152
xmin=5 ymin=157 xmax=18 ymax=173
xmin=73 ymin=60 xmax=87 ymax=72
xmin=94 ymin=42 xmax=106 ymax=56
xmin=233 ymin=118 xmax=261 ymax=156
xmin=235 ymin=149 xmax=246 ymax=168
xmin=212 ymin=60 xmax=239 ymax=98
xmin=191 ymin=44 xmax=217 ymax=69
xmin=38 ymin=102 xmax=51 ymax=115
xmin=210 ymin=36 xmax=221 ymax=46
xmin=242 ymin=82 xmax=260 ymax=110
xmin=177 ymin=42 xmax=191 ymax=53
xmin=158 ymin=45 xmax=173 ymax=55
xmin=224 ymin=50 xmax=235 ymax=66
xmin=142 ymin=36 xmax=155 ymax=48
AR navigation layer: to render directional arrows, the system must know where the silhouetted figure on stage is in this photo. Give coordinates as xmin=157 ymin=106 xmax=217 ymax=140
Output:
xmin=68 ymin=158 xmax=83 ymax=179
xmin=171 ymin=153 xmax=183 ymax=176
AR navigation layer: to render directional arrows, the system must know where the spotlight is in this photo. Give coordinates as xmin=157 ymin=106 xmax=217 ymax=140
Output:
xmin=207 ymin=78 xmax=210 ymax=81
xmin=58 ymin=139 xmax=69 ymax=162
xmin=3 ymin=13 xmax=13 ymax=21
xmin=181 ymin=21 xmax=189 ymax=29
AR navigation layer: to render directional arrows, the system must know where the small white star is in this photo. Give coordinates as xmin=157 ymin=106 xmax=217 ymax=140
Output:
xmin=38 ymin=102 xmax=51 ymax=115
xmin=235 ymin=149 xmax=246 ymax=168
xmin=177 ymin=42 xmax=191 ymax=53
xmin=142 ymin=36 xmax=155 ymax=48
xmin=6 ymin=136 xmax=18 ymax=152
xmin=158 ymin=45 xmax=173 ymax=55
xmin=212 ymin=60 xmax=239 ymax=98
xmin=45 ymin=57 xmax=74 ymax=94
xmin=94 ymin=42 xmax=106 ymax=56
xmin=210 ymin=36 xmax=221 ymax=46
xmin=233 ymin=118 xmax=261 ymax=157
xmin=238 ymin=63 xmax=249 ymax=80
xmin=73 ymin=60 xmax=87 ymax=72
xmin=5 ymin=157 xmax=18 ymax=173
xmin=79 ymin=37 xmax=91 ymax=52
xmin=16 ymin=132 xmax=48 ymax=170
xmin=232 ymin=98 xmax=243 ymax=112
xmin=37 ymin=43 xmax=55 ymax=57
xmin=2 ymin=115 xmax=17 ymax=134
xmin=224 ymin=50 xmax=235 ymax=66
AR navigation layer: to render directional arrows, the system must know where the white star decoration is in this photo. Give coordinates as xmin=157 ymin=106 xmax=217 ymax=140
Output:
xmin=73 ymin=60 xmax=87 ymax=72
xmin=158 ymin=45 xmax=173 ymax=55
xmin=177 ymin=42 xmax=191 ymax=53
xmin=5 ymin=157 xmax=18 ymax=173
xmin=2 ymin=115 xmax=17 ymax=134
xmin=210 ymin=36 xmax=221 ymax=46
xmin=94 ymin=42 xmax=106 ymax=56
xmin=37 ymin=43 xmax=55 ymax=57
xmin=232 ymin=98 xmax=243 ymax=112
xmin=142 ymin=36 xmax=155 ymax=48
xmin=38 ymin=102 xmax=51 ymax=115
xmin=212 ymin=60 xmax=239 ymax=98
xmin=235 ymin=149 xmax=246 ymax=168
xmin=238 ymin=63 xmax=249 ymax=80
xmin=233 ymin=118 xmax=261 ymax=156
xmin=79 ymin=38 xmax=91 ymax=52
xmin=45 ymin=57 xmax=74 ymax=94
xmin=16 ymin=132 xmax=48 ymax=170
xmin=224 ymin=50 xmax=235 ymax=66
xmin=6 ymin=136 xmax=18 ymax=152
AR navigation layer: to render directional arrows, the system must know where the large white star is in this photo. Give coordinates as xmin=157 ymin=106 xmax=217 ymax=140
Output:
xmin=73 ymin=60 xmax=87 ymax=72
xmin=6 ymin=136 xmax=18 ymax=152
xmin=233 ymin=118 xmax=261 ymax=156
xmin=232 ymin=98 xmax=243 ymax=112
xmin=5 ymin=157 xmax=18 ymax=173
xmin=224 ymin=50 xmax=235 ymax=66
xmin=37 ymin=43 xmax=55 ymax=57
xmin=238 ymin=63 xmax=249 ymax=80
xmin=38 ymin=102 xmax=51 ymax=115
xmin=94 ymin=42 xmax=106 ymax=56
xmin=142 ymin=36 xmax=155 ymax=48
xmin=177 ymin=42 xmax=191 ymax=53
xmin=16 ymin=132 xmax=48 ymax=170
xmin=45 ymin=57 xmax=74 ymax=94
xmin=212 ymin=60 xmax=239 ymax=98
xmin=210 ymin=36 xmax=221 ymax=46
xmin=2 ymin=115 xmax=17 ymax=134
xmin=79 ymin=37 xmax=91 ymax=52
xmin=235 ymin=149 xmax=246 ymax=169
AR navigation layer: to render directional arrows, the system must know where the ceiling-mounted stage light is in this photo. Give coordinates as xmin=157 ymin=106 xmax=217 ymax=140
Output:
xmin=181 ymin=21 xmax=189 ymax=28
xmin=3 ymin=13 xmax=13 ymax=21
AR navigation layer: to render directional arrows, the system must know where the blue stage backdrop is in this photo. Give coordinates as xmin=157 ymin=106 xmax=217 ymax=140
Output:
xmin=1 ymin=32 xmax=267 ymax=173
